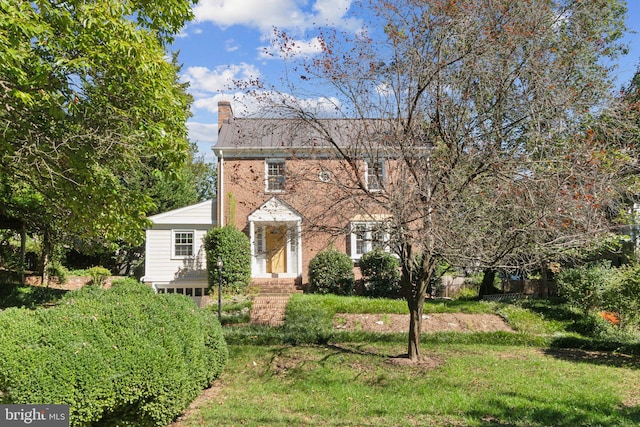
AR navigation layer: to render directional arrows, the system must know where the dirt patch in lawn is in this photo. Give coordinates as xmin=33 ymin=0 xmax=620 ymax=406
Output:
xmin=168 ymin=382 xmax=224 ymax=427
xmin=334 ymin=312 xmax=513 ymax=333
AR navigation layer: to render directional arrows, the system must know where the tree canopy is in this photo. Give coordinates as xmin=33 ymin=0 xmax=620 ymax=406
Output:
xmin=0 ymin=0 xmax=196 ymax=245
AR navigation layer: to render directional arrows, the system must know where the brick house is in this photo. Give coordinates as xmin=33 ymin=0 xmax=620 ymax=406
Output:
xmin=214 ymin=101 xmax=392 ymax=288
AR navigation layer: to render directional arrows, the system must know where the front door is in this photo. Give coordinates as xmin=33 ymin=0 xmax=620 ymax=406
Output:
xmin=266 ymin=225 xmax=287 ymax=273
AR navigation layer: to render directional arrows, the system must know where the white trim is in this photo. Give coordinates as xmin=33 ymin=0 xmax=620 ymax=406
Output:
xmin=148 ymin=200 xmax=214 ymax=224
xmin=219 ymin=152 xmax=225 ymax=227
xmin=248 ymin=198 xmax=302 ymax=279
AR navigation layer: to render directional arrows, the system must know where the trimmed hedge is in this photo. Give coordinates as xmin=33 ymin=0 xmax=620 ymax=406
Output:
xmin=204 ymin=226 xmax=251 ymax=293
xmin=308 ymin=248 xmax=355 ymax=296
xmin=0 ymin=279 xmax=227 ymax=427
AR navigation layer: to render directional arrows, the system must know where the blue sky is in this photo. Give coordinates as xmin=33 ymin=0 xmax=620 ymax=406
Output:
xmin=171 ymin=1 xmax=640 ymax=162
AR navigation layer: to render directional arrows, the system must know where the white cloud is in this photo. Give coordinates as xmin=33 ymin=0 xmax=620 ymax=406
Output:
xmin=231 ymin=90 xmax=342 ymax=118
xmin=193 ymin=0 xmax=361 ymax=33
xmin=190 ymin=90 xmax=341 ymax=119
xmin=188 ymin=122 xmax=218 ymax=142
xmin=194 ymin=0 xmax=306 ymax=31
xmin=187 ymin=122 xmax=219 ymax=161
xmin=259 ymin=36 xmax=324 ymax=59
xmin=182 ymin=63 xmax=261 ymax=95
xmin=225 ymin=39 xmax=240 ymax=52
xmin=313 ymin=0 xmax=361 ymax=31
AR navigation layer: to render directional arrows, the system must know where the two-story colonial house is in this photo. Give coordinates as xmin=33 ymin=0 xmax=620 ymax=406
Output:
xmin=215 ymin=101 xmax=392 ymax=288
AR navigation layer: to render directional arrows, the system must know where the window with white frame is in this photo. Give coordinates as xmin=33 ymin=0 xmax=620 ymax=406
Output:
xmin=366 ymin=160 xmax=385 ymax=191
xmin=266 ymin=159 xmax=286 ymax=192
xmin=350 ymin=222 xmax=389 ymax=258
xmin=173 ymin=230 xmax=194 ymax=258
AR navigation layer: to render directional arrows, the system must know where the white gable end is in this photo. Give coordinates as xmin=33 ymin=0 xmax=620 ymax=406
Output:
xmin=148 ymin=199 xmax=215 ymax=226
xmin=248 ymin=197 xmax=302 ymax=223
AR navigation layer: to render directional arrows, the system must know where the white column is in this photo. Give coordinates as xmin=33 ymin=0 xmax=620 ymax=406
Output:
xmin=296 ymin=220 xmax=303 ymax=276
xmin=249 ymin=220 xmax=255 ymax=277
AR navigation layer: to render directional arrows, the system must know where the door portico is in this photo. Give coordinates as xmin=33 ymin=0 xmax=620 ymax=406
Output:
xmin=248 ymin=197 xmax=302 ymax=279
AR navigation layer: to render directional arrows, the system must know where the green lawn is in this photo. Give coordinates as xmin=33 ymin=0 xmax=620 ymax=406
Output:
xmin=181 ymin=343 xmax=640 ymax=426
xmin=177 ymin=294 xmax=640 ymax=426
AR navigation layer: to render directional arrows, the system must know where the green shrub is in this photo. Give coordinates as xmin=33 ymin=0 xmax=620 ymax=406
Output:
xmin=601 ymin=264 xmax=640 ymax=327
xmin=359 ymin=249 xmax=401 ymax=298
xmin=455 ymin=286 xmax=479 ymax=300
xmin=0 ymin=279 xmax=227 ymax=427
xmin=204 ymin=226 xmax=251 ymax=293
xmin=555 ymin=262 xmax=613 ymax=314
xmin=86 ymin=266 xmax=111 ymax=287
xmin=47 ymin=261 xmax=69 ymax=284
xmin=308 ymin=248 xmax=355 ymax=296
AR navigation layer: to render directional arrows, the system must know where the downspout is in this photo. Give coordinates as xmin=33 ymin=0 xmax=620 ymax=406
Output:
xmin=218 ymin=149 xmax=224 ymax=227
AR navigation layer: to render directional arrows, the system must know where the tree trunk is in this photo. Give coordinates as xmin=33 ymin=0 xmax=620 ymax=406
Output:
xmin=39 ymin=231 xmax=52 ymax=287
xmin=478 ymin=268 xmax=499 ymax=297
xmin=20 ymin=224 xmax=26 ymax=285
xmin=407 ymin=292 xmax=424 ymax=360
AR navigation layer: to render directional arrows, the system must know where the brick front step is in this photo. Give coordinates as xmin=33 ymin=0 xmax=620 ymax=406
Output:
xmin=251 ymin=278 xmax=303 ymax=294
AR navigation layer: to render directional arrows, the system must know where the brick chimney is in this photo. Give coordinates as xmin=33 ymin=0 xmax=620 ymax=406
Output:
xmin=218 ymin=100 xmax=233 ymax=133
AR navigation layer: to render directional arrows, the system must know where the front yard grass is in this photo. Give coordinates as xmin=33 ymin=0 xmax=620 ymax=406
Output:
xmin=177 ymin=294 xmax=640 ymax=426
xmin=182 ymin=343 xmax=640 ymax=426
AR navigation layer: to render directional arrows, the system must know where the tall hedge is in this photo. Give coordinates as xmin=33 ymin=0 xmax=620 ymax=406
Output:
xmin=308 ymin=248 xmax=355 ymax=295
xmin=0 ymin=279 xmax=227 ymax=427
xmin=204 ymin=226 xmax=251 ymax=293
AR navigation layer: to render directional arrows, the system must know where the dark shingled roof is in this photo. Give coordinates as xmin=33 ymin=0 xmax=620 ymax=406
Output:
xmin=215 ymin=117 xmax=394 ymax=154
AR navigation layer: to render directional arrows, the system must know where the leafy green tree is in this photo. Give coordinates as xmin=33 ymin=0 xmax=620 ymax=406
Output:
xmin=0 ymin=0 xmax=196 ymax=278
xmin=64 ymin=144 xmax=218 ymax=275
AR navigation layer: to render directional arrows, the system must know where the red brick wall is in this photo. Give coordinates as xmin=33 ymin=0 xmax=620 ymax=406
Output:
xmin=221 ymin=156 xmax=382 ymax=284
xmin=24 ymin=275 xmax=120 ymax=290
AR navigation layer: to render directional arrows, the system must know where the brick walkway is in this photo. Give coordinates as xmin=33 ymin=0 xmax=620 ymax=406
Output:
xmin=249 ymin=278 xmax=300 ymax=326
xmin=250 ymin=294 xmax=290 ymax=326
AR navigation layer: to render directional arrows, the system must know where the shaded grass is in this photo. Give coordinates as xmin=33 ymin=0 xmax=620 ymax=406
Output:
xmin=206 ymin=296 xmax=253 ymax=325
xmin=183 ymin=343 xmax=640 ymax=426
xmin=0 ymin=282 xmax=66 ymax=309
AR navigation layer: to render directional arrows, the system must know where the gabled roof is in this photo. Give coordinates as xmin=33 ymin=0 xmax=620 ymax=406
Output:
xmin=215 ymin=117 xmax=393 ymax=157
xmin=148 ymin=199 xmax=216 ymax=226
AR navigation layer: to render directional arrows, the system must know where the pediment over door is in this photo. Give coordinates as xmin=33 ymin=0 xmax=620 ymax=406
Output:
xmin=248 ymin=197 xmax=302 ymax=223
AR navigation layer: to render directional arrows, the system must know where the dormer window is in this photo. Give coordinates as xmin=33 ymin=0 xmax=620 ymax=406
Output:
xmin=366 ymin=160 xmax=384 ymax=191
xmin=266 ymin=159 xmax=286 ymax=192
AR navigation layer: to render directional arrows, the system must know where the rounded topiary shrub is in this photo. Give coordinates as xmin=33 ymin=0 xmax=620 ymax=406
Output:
xmin=308 ymin=248 xmax=355 ymax=295
xmin=359 ymin=249 xmax=401 ymax=298
xmin=204 ymin=226 xmax=251 ymax=293
xmin=0 ymin=279 xmax=227 ymax=427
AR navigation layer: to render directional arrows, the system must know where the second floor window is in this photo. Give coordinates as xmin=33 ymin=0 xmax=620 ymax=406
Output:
xmin=266 ymin=160 xmax=286 ymax=192
xmin=366 ymin=160 xmax=384 ymax=191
